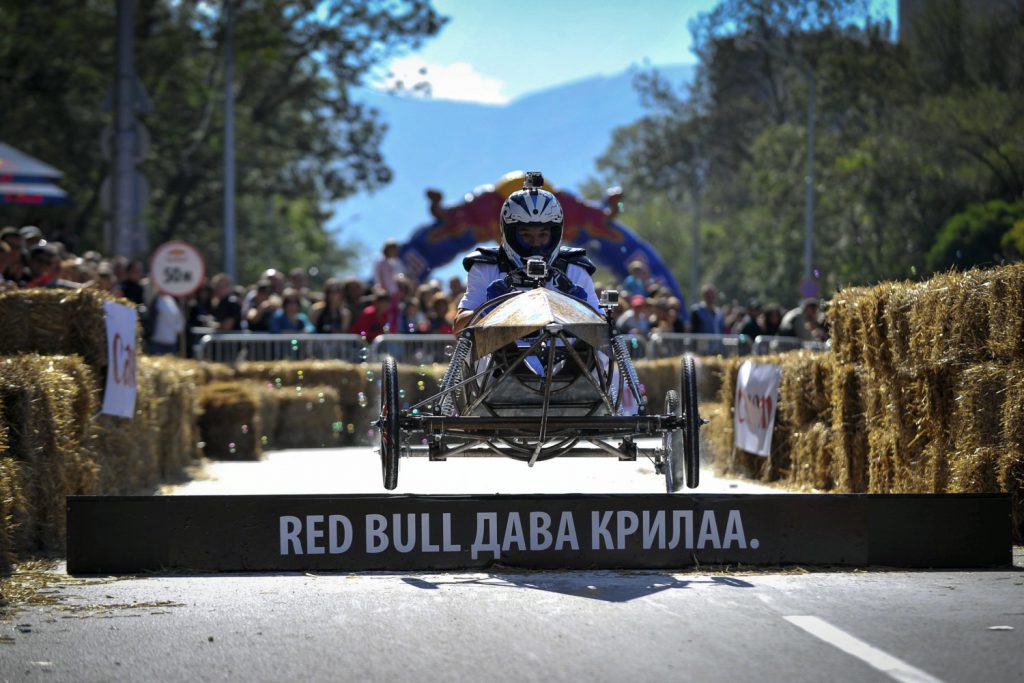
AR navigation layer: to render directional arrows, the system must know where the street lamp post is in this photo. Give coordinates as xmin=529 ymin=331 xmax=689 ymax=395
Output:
xmin=223 ymin=0 xmax=237 ymax=281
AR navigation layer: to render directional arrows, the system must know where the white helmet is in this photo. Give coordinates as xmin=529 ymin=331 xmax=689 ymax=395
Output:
xmin=500 ymin=171 xmax=563 ymax=268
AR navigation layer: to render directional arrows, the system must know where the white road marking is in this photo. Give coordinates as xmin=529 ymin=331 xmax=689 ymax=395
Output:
xmin=784 ymin=615 xmax=943 ymax=683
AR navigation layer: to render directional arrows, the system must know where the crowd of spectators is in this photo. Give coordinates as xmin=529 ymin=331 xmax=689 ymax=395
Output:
xmin=0 ymin=227 xmax=828 ymax=357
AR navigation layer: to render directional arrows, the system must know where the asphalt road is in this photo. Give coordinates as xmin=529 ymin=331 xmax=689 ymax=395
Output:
xmin=1 ymin=447 xmax=1021 ymax=683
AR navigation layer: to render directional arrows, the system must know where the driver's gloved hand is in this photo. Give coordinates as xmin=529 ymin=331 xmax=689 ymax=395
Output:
xmin=482 ymin=277 xmax=515 ymax=314
xmin=564 ymin=283 xmax=588 ymax=301
xmin=550 ymin=270 xmax=588 ymax=302
xmin=485 ymin=277 xmax=514 ymax=302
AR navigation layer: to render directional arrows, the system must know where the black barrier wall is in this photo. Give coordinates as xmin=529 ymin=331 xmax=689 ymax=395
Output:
xmin=66 ymin=494 xmax=1011 ymax=574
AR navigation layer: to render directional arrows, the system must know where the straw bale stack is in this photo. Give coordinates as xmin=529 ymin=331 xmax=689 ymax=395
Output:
xmin=197 ymin=381 xmax=264 ymax=460
xmin=827 ymin=286 xmax=872 ymax=365
xmin=635 ymin=358 xmax=676 ymax=411
xmin=0 ymin=423 xmax=29 ymax=570
xmin=0 ymin=288 xmax=136 ymax=376
xmin=139 ymin=356 xmax=202 ymax=478
xmin=232 ymin=360 xmax=371 ymax=445
xmin=829 ymin=363 xmax=868 ymax=492
xmin=986 ymin=262 xmax=1024 ymax=361
xmin=0 ymin=355 xmax=100 ymax=551
xmin=271 ymin=385 xmax=343 ymax=449
xmin=905 ymin=270 xmax=994 ymax=371
xmin=86 ymin=364 xmax=161 ymax=495
xmin=788 ymin=421 xmax=833 ymax=490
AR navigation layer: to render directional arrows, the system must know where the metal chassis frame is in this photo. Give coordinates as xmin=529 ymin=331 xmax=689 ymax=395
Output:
xmin=400 ymin=319 xmax=672 ymax=465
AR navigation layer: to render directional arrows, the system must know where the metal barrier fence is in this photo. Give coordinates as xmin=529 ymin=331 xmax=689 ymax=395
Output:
xmin=370 ymin=334 xmax=456 ymax=365
xmin=751 ymin=335 xmax=830 ymax=355
xmin=194 ymin=331 xmax=827 ymax=364
xmin=194 ymin=333 xmax=368 ymax=363
xmin=647 ymin=333 xmax=751 ymax=358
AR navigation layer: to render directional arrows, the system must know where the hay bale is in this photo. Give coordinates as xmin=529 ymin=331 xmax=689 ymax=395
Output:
xmin=0 ymin=355 xmax=100 ymax=551
xmin=694 ymin=356 xmax=730 ymax=404
xmin=86 ymin=362 xmax=162 ymax=495
xmin=778 ymin=351 xmax=834 ymax=428
xmin=951 ymin=364 xmax=1008 ymax=452
xmin=827 ymin=286 xmax=872 ymax=366
xmin=828 ymin=363 xmax=868 ymax=492
xmin=272 ymin=385 xmax=343 ymax=449
xmin=0 ymin=288 xmax=136 ymax=377
xmin=0 ymin=422 xmax=29 ymax=570
xmin=198 ymin=381 xmax=263 ymax=460
xmin=862 ymin=368 xmax=957 ymax=494
xmin=635 ymin=358 xmax=676 ymax=411
xmin=233 ymin=360 xmax=371 ymax=445
xmin=906 ymin=269 xmax=994 ymax=370
xmin=948 ymin=447 xmax=1004 ymax=494
xmin=138 ymin=356 xmax=203 ymax=478
xmin=882 ymin=281 xmax=921 ymax=375
xmin=987 ymin=263 xmax=1024 ymax=362
xmin=788 ymin=421 xmax=833 ymax=491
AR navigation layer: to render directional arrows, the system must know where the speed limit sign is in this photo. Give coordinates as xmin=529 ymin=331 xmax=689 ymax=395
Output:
xmin=150 ymin=241 xmax=206 ymax=297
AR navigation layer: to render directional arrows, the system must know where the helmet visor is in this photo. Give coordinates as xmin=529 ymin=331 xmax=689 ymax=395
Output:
xmin=513 ymin=223 xmax=556 ymax=256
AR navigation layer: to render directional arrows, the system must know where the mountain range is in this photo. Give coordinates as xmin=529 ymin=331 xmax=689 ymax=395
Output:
xmin=332 ymin=64 xmax=694 ymax=274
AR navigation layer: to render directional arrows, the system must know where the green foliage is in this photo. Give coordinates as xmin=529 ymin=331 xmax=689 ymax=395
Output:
xmin=590 ymin=0 xmax=1024 ymax=306
xmin=0 ymin=0 xmax=445 ymax=283
xmin=927 ymin=199 xmax=1024 ymax=271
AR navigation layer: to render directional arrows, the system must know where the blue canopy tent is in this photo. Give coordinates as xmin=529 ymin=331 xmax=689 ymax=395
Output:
xmin=0 ymin=142 xmax=71 ymax=206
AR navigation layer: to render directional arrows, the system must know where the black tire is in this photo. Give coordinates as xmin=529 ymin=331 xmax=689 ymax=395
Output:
xmin=379 ymin=357 xmax=400 ymax=490
xmin=663 ymin=390 xmax=685 ymax=493
xmin=681 ymin=354 xmax=701 ymax=489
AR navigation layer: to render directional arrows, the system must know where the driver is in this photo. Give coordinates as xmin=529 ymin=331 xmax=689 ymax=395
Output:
xmin=453 ymin=172 xmax=601 ymax=333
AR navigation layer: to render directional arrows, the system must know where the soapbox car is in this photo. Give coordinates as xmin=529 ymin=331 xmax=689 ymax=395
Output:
xmin=376 ymin=272 xmax=703 ymax=493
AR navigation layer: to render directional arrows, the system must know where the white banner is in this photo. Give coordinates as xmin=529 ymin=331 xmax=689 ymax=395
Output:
xmin=102 ymin=302 xmax=138 ymax=418
xmin=733 ymin=360 xmax=782 ymax=457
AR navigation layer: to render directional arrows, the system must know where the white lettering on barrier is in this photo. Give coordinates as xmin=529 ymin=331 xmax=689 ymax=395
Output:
xmin=441 ymin=513 xmax=461 ymax=551
xmin=329 ymin=514 xmax=353 ymax=553
xmin=394 ymin=513 xmax=416 ymax=553
xmin=529 ymin=512 xmax=553 ymax=551
xmin=472 ymin=512 xmax=500 ymax=560
xmin=616 ymin=511 xmax=640 ymax=550
xmin=698 ymin=510 xmax=721 ymax=549
xmin=642 ymin=510 xmax=666 ymax=549
xmin=306 ymin=514 xmax=326 ymax=555
xmin=554 ymin=512 xmax=579 ymax=550
xmin=280 ymin=516 xmax=302 ymax=555
xmin=366 ymin=514 xmax=388 ymax=553
xmin=281 ymin=508 xmax=756 ymax=558
xmin=501 ymin=512 xmax=527 ymax=552
xmin=592 ymin=511 xmax=615 ymax=549
xmin=723 ymin=510 xmax=747 ymax=549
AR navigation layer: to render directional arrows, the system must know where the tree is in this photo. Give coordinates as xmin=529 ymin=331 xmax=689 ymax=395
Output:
xmin=926 ymin=199 xmax=1024 ymax=271
xmin=0 ymin=0 xmax=446 ymax=284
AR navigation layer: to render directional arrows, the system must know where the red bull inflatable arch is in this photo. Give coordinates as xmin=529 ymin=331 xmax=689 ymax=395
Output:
xmin=398 ymin=172 xmax=685 ymax=304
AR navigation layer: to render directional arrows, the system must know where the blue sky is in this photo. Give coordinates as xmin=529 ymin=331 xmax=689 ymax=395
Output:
xmin=375 ymin=0 xmax=898 ymax=104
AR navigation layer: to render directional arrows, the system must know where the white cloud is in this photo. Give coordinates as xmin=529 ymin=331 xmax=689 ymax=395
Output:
xmin=376 ymin=57 xmax=509 ymax=105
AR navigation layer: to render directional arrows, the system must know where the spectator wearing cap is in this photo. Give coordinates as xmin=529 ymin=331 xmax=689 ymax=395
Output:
xmin=690 ymin=283 xmax=725 ymax=335
xmin=246 ymin=280 xmax=277 ymax=332
xmin=242 ymin=268 xmax=285 ymax=320
xmin=19 ymin=225 xmax=44 ymax=249
xmin=616 ymin=294 xmax=653 ymax=337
